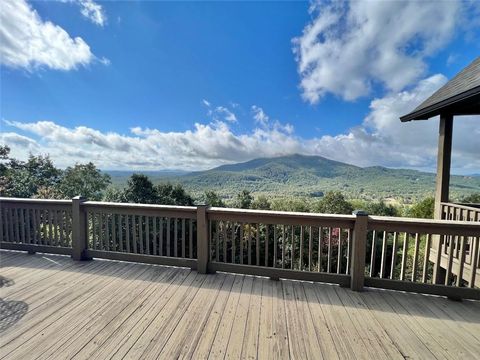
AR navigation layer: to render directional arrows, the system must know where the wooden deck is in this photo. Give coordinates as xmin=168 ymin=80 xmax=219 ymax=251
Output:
xmin=1 ymin=251 xmax=479 ymax=360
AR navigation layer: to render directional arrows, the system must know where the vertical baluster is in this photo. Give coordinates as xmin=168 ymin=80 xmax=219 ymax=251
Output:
xmin=400 ymin=233 xmax=409 ymax=281
xmin=106 ymin=213 xmax=112 ymax=251
xmin=59 ymin=211 xmax=65 ymax=247
xmin=273 ymin=225 xmax=278 ymax=268
xmin=255 ymin=223 xmax=260 ymax=266
xmin=281 ymin=225 xmax=285 ymax=269
xmin=299 ymin=226 xmax=304 ymax=270
xmin=369 ymin=230 xmax=376 ymax=277
xmin=159 ymin=217 xmax=164 ymax=256
xmin=174 ymin=218 xmax=178 ymax=257
xmin=223 ymin=221 xmax=228 ymax=263
xmin=139 ymin=215 xmax=144 ymax=254
xmin=318 ymin=227 xmax=322 ymax=272
xmin=20 ymin=208 xmax=26 ymax=243
xmin=14 ymin=208 xmax=20 ymax=243
xmin=54 ymin=210 xmax=60 ymax=246
xmin=247 ymin=223 xmax=252 ymax=265
xmin=125 ymin=215 xmax=131 ymax=253
xmin=327 ymin=227 xmax=332 ymax=273
xmin=239 ymin=223 xmax=244 ymax=265
xmin=309 ymin=226 xmax=313 ymax=272
xmin=337 ymin=229 xmax=342 ymax=274
xmin=0 ymin=207 xmax=3 ymax=242
xmin=118 ymin=214 xmax=123 ymax=252
xmin=166 ymin=218 xmax=171 ymax=256
xmin=181 ymin=218 xmax=186 ymax=258
xmin=264 ymin=224 xmax=269 ymax=267
xmin=379 ymin=231 xmax=387 ymax=278
xmin=215 ymin=221 xmax=220 ymax=262
xmin=145 ymin=216 xmax=150 ymax=255
xmin=422 ymin=234 xmax=431 ymax=283
xmin=346 ymin=229 xmax=351 ymax=275
xmin=132 ymin=215 xmax=138 ymax=254
xmin=37 ymin=209 xmax=42 ymax=244
xmin=9 ymin=208 xmax=15 ymax=243
xmin=390 ymin=232 xmax=398 ymax=280
xmin=445 ymin=232 xmax=455 ymax=285
xmin=152 ymin=217 xmax=157 ymax=255
xmin=48 ymin=210 xmax=53 ymax=245
xmin=456 ymin=236 xmax=466 ymax=287
xmin=469 ymin=236 xmax=479 ymax=288
xmin=291 ymin=226 xmax=295 ymax=270
xmin=189 ymin=219 xmax=193 ymax=259
xmin=411 ymin=233 xmax=420 ymax=282
xmin=231 ymin=222 xmax=235 ymax=263
xmin=112 ymin=214 xmax=117 ymax=252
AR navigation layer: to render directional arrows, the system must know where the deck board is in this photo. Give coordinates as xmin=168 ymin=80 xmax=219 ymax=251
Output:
xmin=1 ymin=250 xmax=479 ymax=359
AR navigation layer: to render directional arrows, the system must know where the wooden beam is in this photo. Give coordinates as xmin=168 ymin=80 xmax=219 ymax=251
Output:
xmin=434 ymin=113 xmax=453 ymax=220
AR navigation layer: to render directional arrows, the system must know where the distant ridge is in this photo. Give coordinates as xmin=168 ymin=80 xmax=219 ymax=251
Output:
xmin=108 ymin=154 xmax=480 ymax=202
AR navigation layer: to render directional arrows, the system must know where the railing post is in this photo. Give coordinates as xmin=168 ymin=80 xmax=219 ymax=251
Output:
xmin=196 ymin=205 xmax=209 ymax=274
xmin=351 ymin=210 xmax=368 ymax=291
xmin=71 ymin=196 xmax=90 ymax=261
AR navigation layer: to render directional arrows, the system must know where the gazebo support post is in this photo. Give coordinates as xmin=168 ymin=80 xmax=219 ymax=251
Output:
xmin=434 ymin=113 xmax=453 ymax=220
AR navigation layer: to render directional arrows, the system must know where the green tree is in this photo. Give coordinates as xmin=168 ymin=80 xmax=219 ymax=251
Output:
xmin=271 ymin=198 xmax=310 ymax=212
xmin=314 ymin=191 xmax=353 ymax=214
xmin=251 ymin=195 xmax=271 ymax=210
xmin=122 ymin=174 xmax=158 ymax=204
xmin=405 ymin=197 xmax=434 ymax=219
xmin=103 ymin=187 xmax=124 ymax=202
xmin=156 ymin=183 xmax=194 ymax=206
xmin=235 ymin=190 xmax=253 ymax=209
xmin=355 ymin=201 xmax=399 ymax=216
xmin=57 ymin=163 xmax=110 ymax=200
xmin=460 ymin=193 xmax=480 ymax=204
xmin=2 ymin=153 xmax=61 ymax=198
xmin=204 ymin=191 xmax=225 ymax=207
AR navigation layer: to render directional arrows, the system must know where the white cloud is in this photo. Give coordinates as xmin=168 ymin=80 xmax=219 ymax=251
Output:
xmin=203 ymin=101 xmax=238 ymax=123
xmin=251 ymin=105 xmax=269 ymax=126
xmin=0 ymin=0 xmax=96 ymax=71
xmin=78 ymin=0 xmax=106 ymax=26
xmin=293 ymin=0 xmax=461 ymax=102
xmin=214 ymin=106 xmax=237 ymax=123
xmin=2 ymin=75 xmax=479 ymax=173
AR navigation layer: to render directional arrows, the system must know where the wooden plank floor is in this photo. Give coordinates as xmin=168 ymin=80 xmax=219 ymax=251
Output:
xmin=1 ymin=251 xmax=479 ymax=360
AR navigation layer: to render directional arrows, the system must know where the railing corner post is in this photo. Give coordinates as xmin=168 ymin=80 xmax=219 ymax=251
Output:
xmin=196 ymin=204 xmax=209 ymax=274
xmin=72 ymin=196 xmax=89 ymax=261
xmin=351 ymin=210 xmax=368 ymax=291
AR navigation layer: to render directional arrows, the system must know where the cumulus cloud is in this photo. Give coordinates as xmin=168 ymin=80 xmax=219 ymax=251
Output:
xmin=0 ymin=0 xmax=102 ymax=71
xmin=2 ymin=74 xmax=479 ymax=173
xmin=293 ymin=0 xmax=461 ymax=102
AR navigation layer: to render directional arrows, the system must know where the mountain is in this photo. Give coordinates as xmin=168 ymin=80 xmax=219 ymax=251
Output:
xmin=109 ymin=155 xmax=480 ymax=202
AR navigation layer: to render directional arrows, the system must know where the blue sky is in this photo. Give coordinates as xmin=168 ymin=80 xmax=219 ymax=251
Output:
xmin=1 ymin=0 xmax=479 ymax=173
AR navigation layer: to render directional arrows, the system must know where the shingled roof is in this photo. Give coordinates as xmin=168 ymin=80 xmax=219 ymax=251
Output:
xmin=400 ymin=57 xmax=480 ymax=122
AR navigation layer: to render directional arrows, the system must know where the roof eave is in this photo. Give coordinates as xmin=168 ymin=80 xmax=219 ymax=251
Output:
xmin=400 ymin=85 xmax=480 ymax=122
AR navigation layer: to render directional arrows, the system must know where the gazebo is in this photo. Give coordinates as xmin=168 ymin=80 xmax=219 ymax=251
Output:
xmin=401 ymin=56 xmax=480 ymax=285
xmin=401 ymin=56 xmax=480 ymax=220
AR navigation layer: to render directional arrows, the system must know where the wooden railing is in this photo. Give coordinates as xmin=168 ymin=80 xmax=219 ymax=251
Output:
xmin=1 ymin=197 xmax=479 ymax=300
xmin=206 ymin=207 xmax=355 ymax=286
xmin=438 ymin=202 xmax=480 ymax=284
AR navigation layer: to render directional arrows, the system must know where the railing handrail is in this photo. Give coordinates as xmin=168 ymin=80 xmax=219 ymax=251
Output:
xmin=369 ymin=215 xmax=480 ymax=237
xmin=82 ymin=201 xmax=197 ymax=213
xmin=441 ymin=202 xmax=480 ymax=212
xmin=0 ymin=197 xmax=72 ymax=205
xmin=207 ymin=206 xmax=356 ymax=227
